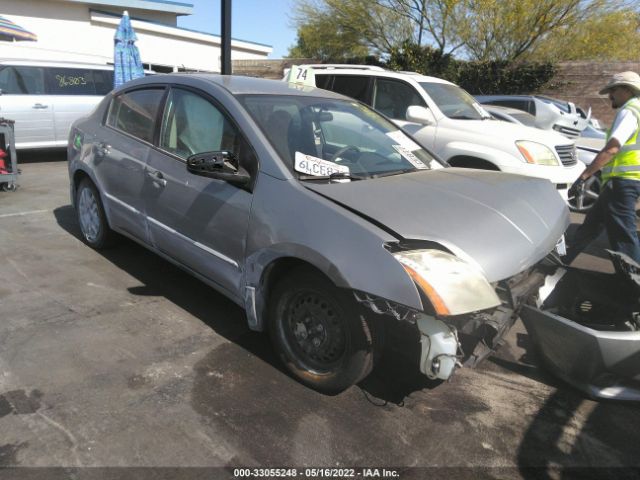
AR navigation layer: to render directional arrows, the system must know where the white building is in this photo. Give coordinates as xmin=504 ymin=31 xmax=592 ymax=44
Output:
xmin=0 ymin=0 xmax=272 ymax=72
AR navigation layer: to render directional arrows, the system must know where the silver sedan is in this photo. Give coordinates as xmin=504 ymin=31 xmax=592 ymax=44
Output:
xmin=68 ymin=74 xmax=568 ymax=393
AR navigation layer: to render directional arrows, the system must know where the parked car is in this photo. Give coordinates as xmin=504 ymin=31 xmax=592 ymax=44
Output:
xmin=288 ymin=65 xmax=583 ymax=201
xmin=485 ymin=103 xmax=600 ymax=213
xmin=68 ymin=74 xmax=569 ymax=393
xmin=476 ymin=94 xmax=591 ymax=139
xmin=483 ymin=104 xmax=537 ymax=128
xmin=0 ymin=59 xmax=149 ymax=150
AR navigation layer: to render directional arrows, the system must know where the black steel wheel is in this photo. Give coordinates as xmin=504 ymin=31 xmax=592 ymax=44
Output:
xmin=75 ymin=178 xmax=116 ymax=249
xmin=269 ymin=267 xmax=375 ymax=394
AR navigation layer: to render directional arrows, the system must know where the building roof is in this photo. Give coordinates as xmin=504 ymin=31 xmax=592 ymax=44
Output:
xmin=60 ymin=0 xmax=193 ymax=16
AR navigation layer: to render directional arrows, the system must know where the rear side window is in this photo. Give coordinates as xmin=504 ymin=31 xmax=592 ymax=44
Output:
xmin=0 ymin=66 xmax=46 ymax=94
xmin=315 ymin=74 xmax=333 ymax=90
xmin=92 ymin=70 xmax=114 ymax=95
xmin=330 ymin=75 xmax=371 ymax=103
xmin=107 ymin=88 xmax=165 ymax=143
xmin=46 ymin=68 xmax=114 ymax=95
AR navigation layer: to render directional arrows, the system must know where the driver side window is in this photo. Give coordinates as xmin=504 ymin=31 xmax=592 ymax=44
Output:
xmin=373 ymin=79 xmax=426 ymax=120
xmin=160 ymin=88 xmax=236 ymax=159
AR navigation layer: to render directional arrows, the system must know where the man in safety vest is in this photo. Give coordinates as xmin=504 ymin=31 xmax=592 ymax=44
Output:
xmin=565 ymin=71 xmax=640 ymax=264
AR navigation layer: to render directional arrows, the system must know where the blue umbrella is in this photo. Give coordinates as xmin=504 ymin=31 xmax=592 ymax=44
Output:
xmin=113 ymin=11 xmax=144 ymax=89
xmin=0 ymin=15 xmax=37 ymax=42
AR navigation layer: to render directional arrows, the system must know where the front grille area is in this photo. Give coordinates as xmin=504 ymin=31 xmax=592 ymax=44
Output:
xmin=553 ymin=124 xmax=581 ymax=139
xmin=555 ymin=144 xmax=578 ymax=166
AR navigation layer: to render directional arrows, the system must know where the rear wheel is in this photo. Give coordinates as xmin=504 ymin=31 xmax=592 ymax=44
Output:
xmin=268 ymin=267 xmax=375 ymax=394
xmin=76 ymin=178 xmax=116 ymax=249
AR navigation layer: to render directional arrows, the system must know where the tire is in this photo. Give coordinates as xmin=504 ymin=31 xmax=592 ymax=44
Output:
xmin=75 ymin=178 xmax=116 ymax=249
xmin=568 ymin=173 xmax=601 ymax=213
xmin=268 ymin=267 xmax=376 ymax=394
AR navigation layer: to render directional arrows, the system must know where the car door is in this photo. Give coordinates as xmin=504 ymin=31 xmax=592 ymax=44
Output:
xmin=372 ymin=77 xmax=435 ymax=149
xmin=45 ymin=67 xmax=110 ymax=146
xmin=144 ymin=87 xmax=256 ymax=299
xmin=96 ymin=87 xmax=166 ymax=242
xmin=0 ymin=65 xmax=55 ymax=148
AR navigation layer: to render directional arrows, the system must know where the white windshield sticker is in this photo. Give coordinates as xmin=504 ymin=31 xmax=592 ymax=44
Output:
xmin=294 ymin=152 xmax=350 ymax=176
xmin=393 ymin=145 xmax=428 ymax=169
xmin=386 ymin=131 xmax=422 ymax=151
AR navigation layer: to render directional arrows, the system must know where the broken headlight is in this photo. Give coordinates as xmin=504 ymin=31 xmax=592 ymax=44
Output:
xmin=394 ymin=249 xmax=501 ymax=316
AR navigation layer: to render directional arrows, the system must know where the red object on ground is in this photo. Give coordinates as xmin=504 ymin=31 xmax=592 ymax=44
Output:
xmin=0 ymin=150 xmax=8 ymax=174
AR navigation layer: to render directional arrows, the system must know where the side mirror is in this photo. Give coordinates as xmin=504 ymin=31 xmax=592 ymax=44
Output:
xmin=186 ymin=151 xmax=250 ymax=187
xmin=406 ymin=105 xmax=435 ymax=126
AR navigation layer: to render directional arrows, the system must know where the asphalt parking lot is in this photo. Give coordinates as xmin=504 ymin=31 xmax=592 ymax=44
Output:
xmin=1 ymin=152 xmax=639 ymax=479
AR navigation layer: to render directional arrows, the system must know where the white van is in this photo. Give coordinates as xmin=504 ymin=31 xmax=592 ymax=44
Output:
xmin=289 ymin=65 xmax=584 ymax=199
xmin=0 ymin=60 xmax=116 ymax=149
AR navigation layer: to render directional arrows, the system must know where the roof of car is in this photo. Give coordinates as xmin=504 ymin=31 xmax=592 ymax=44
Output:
xmin=130 ymin=73 xmax=351 ymax=98
xmin=298 ymin=64 xmax=453 ymax=85
xmin=0 ymin=58 xmax=114 ymax=70
xmin=483 ymin=104 xmax=534 ymax=116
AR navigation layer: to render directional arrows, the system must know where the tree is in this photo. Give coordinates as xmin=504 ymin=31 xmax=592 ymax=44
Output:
xmin=289 ymin=0 xmax=631 ymax=62
xmin=529 ymin=9 xmax=640 ymax=61
xmin=288 ymin=14 xmax=369 ymax=60
xmin=288 ymin=0 xmax=413 ymax=58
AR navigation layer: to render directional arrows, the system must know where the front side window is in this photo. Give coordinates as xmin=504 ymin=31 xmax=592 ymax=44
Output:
xmin=241 ymin=94 xmax=444 ymax=180
xmin=373 ymin=78 xmax=426 ymax=120
xmin=106 ymin=88 xmax=164 ymax=143
xmin=0 ymin=66 xmax=45 ymax=94
xmin=419 ymin=82 xmax=488 ymax=120
xmin=159 ymin=88 xmax=241 ymax=159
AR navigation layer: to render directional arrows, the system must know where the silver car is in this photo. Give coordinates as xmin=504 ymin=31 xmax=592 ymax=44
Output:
xmin=68 ymin=74 xmax=568 ymax=393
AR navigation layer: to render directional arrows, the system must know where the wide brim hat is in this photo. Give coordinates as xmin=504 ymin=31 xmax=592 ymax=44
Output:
xmin=599 ymin=71 xmax=640 ymax=95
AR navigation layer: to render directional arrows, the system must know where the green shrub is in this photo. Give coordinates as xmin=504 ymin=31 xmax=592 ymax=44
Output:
xmin=385 ymin=42 xmax=556 ymax=94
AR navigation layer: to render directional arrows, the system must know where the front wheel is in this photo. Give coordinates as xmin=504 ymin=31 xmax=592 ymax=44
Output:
xmin=268 ymin=267 xmax=375 ymax=394
xmin=75 ymin=178 xmax=116 ymax=249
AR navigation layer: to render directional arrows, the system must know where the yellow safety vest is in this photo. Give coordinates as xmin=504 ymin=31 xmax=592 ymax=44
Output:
xmin=602 ymin=97 xmax=640 ymax=184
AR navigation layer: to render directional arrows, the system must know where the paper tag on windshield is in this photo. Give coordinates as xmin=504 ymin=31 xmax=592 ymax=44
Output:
xmin=386 ymin=131 xmax=421 ymax=152
xmin=294 ymin=152 xmax=350 ymax=176
xmin=393 ymin=145 xmax=428 ymax=169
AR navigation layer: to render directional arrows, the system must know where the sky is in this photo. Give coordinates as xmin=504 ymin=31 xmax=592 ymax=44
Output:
xmin=177 ymin=0 xmax=298 ymax=58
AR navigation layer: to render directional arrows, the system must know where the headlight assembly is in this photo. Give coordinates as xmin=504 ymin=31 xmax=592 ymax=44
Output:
xmin=394 ymin=249 xmax=501 ymax=316
xmin=516 ymin=140 xmax=559 ymax=166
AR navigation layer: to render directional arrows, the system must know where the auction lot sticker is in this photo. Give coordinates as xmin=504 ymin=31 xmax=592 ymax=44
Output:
xmin=386 ymin=130 xmax=421 ymax=151
xmin=295 ymin=152 xmax=350 ymax=176
xmin=392 ymin=145 xmax=428 ymax=169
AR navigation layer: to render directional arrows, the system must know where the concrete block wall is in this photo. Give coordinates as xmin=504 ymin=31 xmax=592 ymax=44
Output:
xmin=531 ymin=61 xmax=640 ymax=128
xmin=232 ymin=59 xmax=316 ymax=80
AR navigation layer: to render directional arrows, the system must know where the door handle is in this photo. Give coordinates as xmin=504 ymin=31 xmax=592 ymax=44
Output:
xmin=32 ymin=103 xmax=49 ymax=109
xmin=147 ymin=169 xmax=167 ymax=187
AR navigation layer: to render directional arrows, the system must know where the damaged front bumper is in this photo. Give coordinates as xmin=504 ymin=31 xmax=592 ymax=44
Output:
xmin=520 ymin=251 xmax=640 ymax=401
xmin=354 ymin=260 xmax=551 ymax=381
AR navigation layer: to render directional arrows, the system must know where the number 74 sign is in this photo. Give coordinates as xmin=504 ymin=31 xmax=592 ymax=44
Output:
xmin=285 ymin=65 xmax=316 ymax=87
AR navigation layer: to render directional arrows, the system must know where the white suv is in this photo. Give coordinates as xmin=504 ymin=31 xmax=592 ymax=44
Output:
xmin=289 ymin=65 xmax=583 ymax=199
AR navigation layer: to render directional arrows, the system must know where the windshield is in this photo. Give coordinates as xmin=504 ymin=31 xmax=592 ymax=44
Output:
xmin=419 ymin=82 xmax=489 ymax=120
xmin=240 ymin=95 xmax=444 ymax=180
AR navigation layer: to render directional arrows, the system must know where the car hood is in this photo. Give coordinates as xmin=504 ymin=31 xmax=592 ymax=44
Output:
xmin=447 ymin=119 xmax=572 ymax=146
xmin=305 ymin=168 xmax=569 ymax=282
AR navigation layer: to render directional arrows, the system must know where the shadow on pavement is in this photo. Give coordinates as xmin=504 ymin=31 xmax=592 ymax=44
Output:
xmin=509 ymin=325 xmax=640 ymax=479
xmin=16 ymin=149 xmax=66 ymax=164
xmin=52 ymin=204 xmax=432 ymax=405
